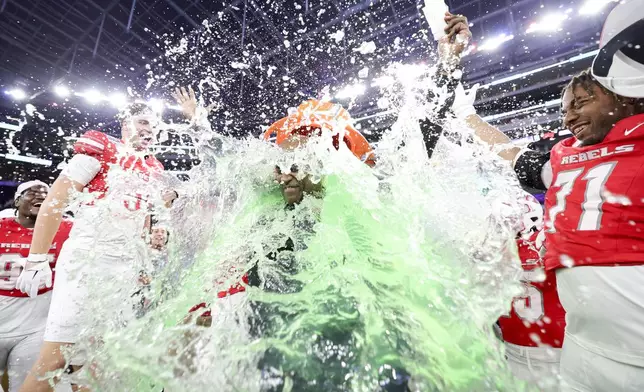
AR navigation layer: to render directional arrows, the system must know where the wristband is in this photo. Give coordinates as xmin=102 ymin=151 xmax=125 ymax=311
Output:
xmin=27 ymin=253 xmax=49 ymax=263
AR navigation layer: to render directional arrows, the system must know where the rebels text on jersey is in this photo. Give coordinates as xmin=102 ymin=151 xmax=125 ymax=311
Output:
xmin=0 ymin=218 xmax=73 ymax=297
xmin=544 ymin=114 xmax=644 ymax=270
xmin=498 ymin=232 xmax=566 ymax=348
xmin=73 ymin=130 xmax=164 ymax=210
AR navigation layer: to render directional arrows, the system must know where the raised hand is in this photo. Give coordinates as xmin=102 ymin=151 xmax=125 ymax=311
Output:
xmin=171 ymin=86 xmax=217 ymax=122
xmin=172 ymin=86 xmax=198 ymax=121
xmin=438 ymin=12 xmax=472 ymax=67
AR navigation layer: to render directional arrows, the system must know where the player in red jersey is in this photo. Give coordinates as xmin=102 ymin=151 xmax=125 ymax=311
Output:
xmin=453 ymin=67 xmax=644 ymax=390
xmin=17 ymin=103 xmax=178 ymax=392
xmin=0 ymin=181 xmax=72 ymax=392
xmin=497 ymin=193 xmax=565 ymax=391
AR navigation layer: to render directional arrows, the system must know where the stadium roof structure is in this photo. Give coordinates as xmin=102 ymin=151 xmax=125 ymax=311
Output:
xmin=0 ymin=0 xmax=614 ymax=190
xmin=0 ymin=0 xmax=610 ymax=131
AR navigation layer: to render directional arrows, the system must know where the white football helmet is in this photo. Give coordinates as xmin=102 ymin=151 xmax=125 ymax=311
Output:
xmin=591 ymin=0 xmax=644 ymax=98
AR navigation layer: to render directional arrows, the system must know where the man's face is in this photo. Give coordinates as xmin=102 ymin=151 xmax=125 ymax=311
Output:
xmin=122 ymin=115 xmax=156 ymax=150
xmin=150 ymin=227 xmax=168 ymax=250
xmin=15 ymin=185 xmax=48 ymax=218
xmin=274 ymin=165 xmax=323 ymax=205
xmin=562 ymin=84 xmax=632 ymax=146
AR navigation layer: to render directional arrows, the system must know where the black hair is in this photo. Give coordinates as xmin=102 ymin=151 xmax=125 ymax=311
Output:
xmin=562 ymin=69 xmax=644 ymax=114
xmin=3 ymin=197 xmax=17 ymax=213
xmin=562 ymin=69 xmax=618 ymax=99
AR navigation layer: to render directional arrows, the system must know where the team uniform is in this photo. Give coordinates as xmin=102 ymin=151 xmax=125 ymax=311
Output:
xmin=514 ymin=113 xmax=644 ymax=391
xmin=0 ymin=218 xmax=72 ymax=392
xmin=44 ymin=130 xmax=164 ymax=351
xmin=497 ymin=231 xmax=565 ymax=390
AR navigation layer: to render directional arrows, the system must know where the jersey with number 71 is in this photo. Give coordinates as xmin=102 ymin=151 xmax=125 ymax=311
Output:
xmin=544 ymin=114 xmax=644 ymax=271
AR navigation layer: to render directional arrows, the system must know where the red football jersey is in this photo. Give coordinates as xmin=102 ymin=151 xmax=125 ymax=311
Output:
xmin=544 ymin=114 xmax=644 ymax=270
xmin=73 ymin=130 xmax=165 ymax=211
xmin=498 ymin=232 xmax=566 ymax=348
xmin=0 ymin=218 xmax=73 ymax=297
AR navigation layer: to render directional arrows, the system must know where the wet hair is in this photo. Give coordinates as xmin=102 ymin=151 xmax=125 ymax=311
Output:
xmin=562 ymin=69 xmax=618 ymax=99
xmin=116 ymin=102 xmax=155 ymax=122
xmin=562 ymin=69 xmax=644 ymax=113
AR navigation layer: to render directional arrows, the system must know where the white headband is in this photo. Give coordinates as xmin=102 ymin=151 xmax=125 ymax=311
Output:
xmin=14 ymin=180 xmax=49 ymax=200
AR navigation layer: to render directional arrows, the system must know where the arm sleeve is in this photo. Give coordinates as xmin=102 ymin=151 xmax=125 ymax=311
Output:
xmin=420 ymin=65 xmax=462 ymax=159
xmin=512 ymin=149 xmax=552 ymax=190
xmin=63 ymin=130 xmax=107 ymax=185
xmin=73 ymin=130 xmax=109 ymax=157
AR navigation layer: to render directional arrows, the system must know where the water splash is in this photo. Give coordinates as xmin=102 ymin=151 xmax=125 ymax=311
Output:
xmin=52 ymin=17 xmax=537 ymax=392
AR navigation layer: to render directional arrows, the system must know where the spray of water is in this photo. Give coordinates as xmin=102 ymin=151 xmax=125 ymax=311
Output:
xmin=30 ymin=14 xmax=542 ymax=391
xmin=50 ymin=74 xmax=537 ymax=392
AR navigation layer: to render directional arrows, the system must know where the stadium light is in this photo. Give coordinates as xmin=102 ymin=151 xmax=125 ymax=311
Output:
xmin=336 ymin=83 xmax=365 ymax=99
xmin=77 ymin=89 xmax=105 ymax=104
xmin=148 ymin=98 xmax=165 ymax=114
xmin=481 ymin=99 xmax=561 ymax=122
xmin=109 ymin=92 xmax=128 ymax=108
xmin=372 ymin=75 xmax=395 ymax=88
xmin=526 ymin=12 xmax=570 ymax=34
xmin=2 ymin=153 xmax=52 ymax=166
xmin=53 ymin=85 xmax=70 ymax=98
xmin=5 ymin=89 xmax=26 ymax=100
xmin=481 ymin=49 xmax=599 ymax=88
xmin=478 ymin=33 xmax=514 ymax=52
xmin=579 ymin=0 xmax=615 ymax=15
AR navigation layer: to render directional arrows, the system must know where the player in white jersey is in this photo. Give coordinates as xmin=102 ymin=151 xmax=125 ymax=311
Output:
xmin=17 ymin=103 xmax=179 ymax=392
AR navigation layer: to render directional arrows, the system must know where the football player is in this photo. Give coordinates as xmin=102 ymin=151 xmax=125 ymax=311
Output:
xmin=0 ymin=181 xmax=72 ymax=392
xmin=452 ymin=30 xmax=644 ymax=391
xmin=17 ymin=103 xmax=176 ymax=392
xmin=496 ymin=194 xmax=565 ymax=391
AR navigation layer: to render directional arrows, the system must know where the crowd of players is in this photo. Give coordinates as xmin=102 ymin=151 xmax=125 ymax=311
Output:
xmin=1 ymin=1 xmax=644 ymax=391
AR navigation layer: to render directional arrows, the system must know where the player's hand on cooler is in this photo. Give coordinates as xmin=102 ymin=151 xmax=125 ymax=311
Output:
xmin=452 ymin=83 xmax=480 ymax=120
xmin=438 ymin=12 xmax=471 ymax=66
xmin=15 ymin=254 xmax=52 ymax=298
xmin=171 ymin=86 xmax=216 ymax=122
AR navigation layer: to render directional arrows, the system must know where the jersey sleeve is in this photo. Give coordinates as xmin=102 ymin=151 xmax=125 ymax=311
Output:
xmin=57 ymin=220 xmax=73 ymax=243
xmin=513 ymin=149 xmax=552 ymax=191
xmin=73 ymin=130 xmax=110 ymax=158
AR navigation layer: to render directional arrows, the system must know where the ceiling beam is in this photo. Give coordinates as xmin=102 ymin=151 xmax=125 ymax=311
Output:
xmin=85 ymin=0 xmax=164 ymax=57
xmin=163 ymin=0 xmax=200 ymax=29
xmin=250 ymin=0 xmax=384 ymax=67
xmin=0 ymin=32 xmax=79 ymax=80
xmin=145 ymin=0 xmax=264 ymax=86
xmin=52 ymin=0 xmax=123 ymax=74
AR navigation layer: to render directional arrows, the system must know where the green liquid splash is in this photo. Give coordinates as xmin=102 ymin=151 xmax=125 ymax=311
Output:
xmin=85 ymin=130 xmax=532 ymax=391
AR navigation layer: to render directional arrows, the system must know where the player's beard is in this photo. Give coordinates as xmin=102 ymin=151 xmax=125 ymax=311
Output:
xmin=585 ymin=119 xmax=617 ymax=146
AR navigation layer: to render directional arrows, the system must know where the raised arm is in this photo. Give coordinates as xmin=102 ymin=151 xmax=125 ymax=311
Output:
xmin=17 ymin=133 xmax=103 ymax=297
xmin=29 ymin=176 xmax=83 ymax=255
xmin=451 ymin=84 xmax=552 ymax=190
xmin=420 ymin=12 xmax=471 ymax=159
xmin=451 ymin=84 xmax=521 ymax=161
